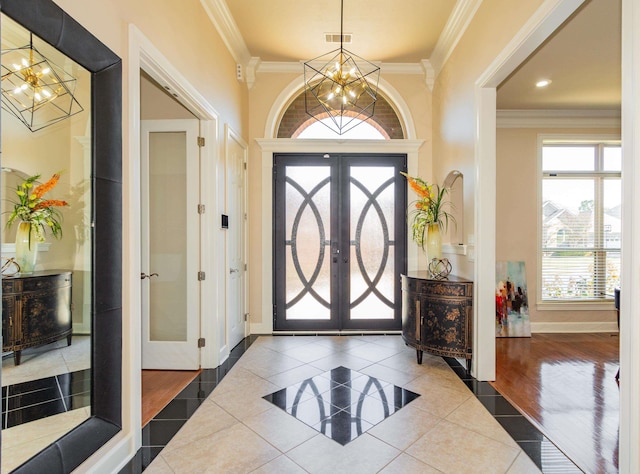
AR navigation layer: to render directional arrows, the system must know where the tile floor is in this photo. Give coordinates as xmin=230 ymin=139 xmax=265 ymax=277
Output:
xmin=138 ymin=335 xmax=564 ymax=473
xmin=1 ymin=335 xmax=91 ymax=473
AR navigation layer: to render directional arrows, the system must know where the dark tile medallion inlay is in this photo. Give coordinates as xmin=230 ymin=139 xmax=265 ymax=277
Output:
xmin=263 ymin=365 xmax=420 ymax=445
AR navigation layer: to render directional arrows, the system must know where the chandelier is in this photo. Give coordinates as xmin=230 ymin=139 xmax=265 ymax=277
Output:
xmin=1 ymin=34 xmax=83 ymax=132
xmin=304 ymin=0 xmax=380 ymax=136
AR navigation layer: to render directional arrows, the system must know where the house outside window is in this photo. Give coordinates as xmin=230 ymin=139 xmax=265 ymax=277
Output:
xmin=540 ymin=138 xmax=621 ymax=303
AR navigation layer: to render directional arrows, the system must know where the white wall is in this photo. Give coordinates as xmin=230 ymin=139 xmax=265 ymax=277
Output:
xmin=496 ymin=124 xmax=620 ymax=330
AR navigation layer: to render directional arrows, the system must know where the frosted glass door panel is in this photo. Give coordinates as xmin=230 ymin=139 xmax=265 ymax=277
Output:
xmin=284 ymin=166 xmax=331 ymax=320
xmin=149 ymin=131 xmax=187 ymax=341
xmin=349 ymin=166 xmax=395 ymax=320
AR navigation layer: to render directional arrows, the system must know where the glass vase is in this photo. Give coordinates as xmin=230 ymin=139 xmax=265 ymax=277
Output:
xmin=15 ymin=221 xmax=39 ymax=274
xmin=425 ymin=223 xmax=442 ymax=262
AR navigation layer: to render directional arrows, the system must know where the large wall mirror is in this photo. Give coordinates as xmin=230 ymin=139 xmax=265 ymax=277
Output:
xmin=0 ymin=0 xmax=122 ymax=472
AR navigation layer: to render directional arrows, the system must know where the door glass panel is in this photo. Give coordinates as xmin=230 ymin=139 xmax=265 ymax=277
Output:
xmin=350 ymin=166 xmax=395 ymax=320
xmin=149 ymin=131 xmax=187 ymax=341
xmin=285 ymin=166 xmax=331 ymax=320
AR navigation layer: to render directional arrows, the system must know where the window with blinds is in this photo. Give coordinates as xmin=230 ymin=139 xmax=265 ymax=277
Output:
xmin=540 ymin=142 xmax=621 ymax=302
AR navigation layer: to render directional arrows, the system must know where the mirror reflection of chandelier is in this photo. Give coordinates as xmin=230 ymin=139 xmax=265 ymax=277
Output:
xmin=304 ymin=0 xmax=380 ymax=136
xmin=1 ymin=34 xmax=83 ymax=132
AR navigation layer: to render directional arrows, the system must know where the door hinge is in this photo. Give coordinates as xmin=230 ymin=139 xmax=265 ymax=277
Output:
xmin=198 ymin=337 xmax=206 ymax=348
xmin=197 ymin=136 xmax=205 ymax=147
xmin=244 ymin=263 xmax=247 ymax=271
xmin=197 ymin=204 xmax=206 ymax=214
xmin=244 ymin=313 xmax=249 ymax=322
xmin=198 ymin=271 xmax=206 ymax=281
xmin=243 ymin=162 xmax=247 ymax=170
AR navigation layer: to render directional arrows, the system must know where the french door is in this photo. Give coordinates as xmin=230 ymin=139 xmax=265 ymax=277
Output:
xmin=273 ymin=153 xmax=407 ymax=331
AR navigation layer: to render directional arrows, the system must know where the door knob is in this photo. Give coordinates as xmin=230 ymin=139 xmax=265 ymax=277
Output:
xmin=141 ymin=272 xmax=159 ymax=280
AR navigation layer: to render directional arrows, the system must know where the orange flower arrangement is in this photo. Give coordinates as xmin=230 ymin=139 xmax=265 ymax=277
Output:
xmin=401 ymin=172 xmax=454 ymax=249
xmin=6 ymin=173 xmax=68 ymax=244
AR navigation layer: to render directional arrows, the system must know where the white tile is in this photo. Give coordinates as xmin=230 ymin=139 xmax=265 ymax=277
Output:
xmin=244 ymin=406 xmax=318 ymax=452
xmin=308 ymin=352 xmax=373 ymax=372
xmin=162 ymin=400 xmax=239 ymax=452
xmin=252 ymin=455 xmax=309 ymax=473
xmin=406 ymin=419 xmax=521 ymax=474
xmin=287 ymin=433 xmax=400 ymax=474
xmin=267 ymin=364 xmax=325 ymax=388
xmin=507 ymin=452 xmax=543 ymax=474
xmin=344 ymin=343 xmax=403 ymax=363
xmin=357 ymin=363 xmax=419 ymax=387
xmin=160 ymin=423 xmax=280 ymax=473
xmin=367 ymin=403 xmax=442 ymax=451
xmin=378 ymin=453 xmax=442 ymax=473
xmin=281 ymin=342 xmax=337 ymax=363
xmin=446 ymin=396 xmax=519 ymax=448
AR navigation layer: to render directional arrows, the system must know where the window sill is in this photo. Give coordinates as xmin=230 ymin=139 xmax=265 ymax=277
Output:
xmin=536 ymin=301 xmax=615 ymax=311
xmin=442 ymin=243 xmax=467 ymax=256
xmin=1 ymin=243 xmax=52 ymax=253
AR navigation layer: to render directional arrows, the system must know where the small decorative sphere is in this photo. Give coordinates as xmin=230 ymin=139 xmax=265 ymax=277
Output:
xmin=428 ymin=258 xmax=452 ymax=279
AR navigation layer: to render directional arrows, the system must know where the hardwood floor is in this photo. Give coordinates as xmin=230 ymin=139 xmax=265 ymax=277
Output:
xmin=141 ymin=369 xmax=201 ymax=427
xmin=492 ymin=333 xmax=619 ymax=474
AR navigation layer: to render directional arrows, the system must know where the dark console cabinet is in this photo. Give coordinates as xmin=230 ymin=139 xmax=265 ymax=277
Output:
xmin=2 ymin=270 xmax=72 ymax=365
xmin=401 ymin=272 xmax=473 ymax=370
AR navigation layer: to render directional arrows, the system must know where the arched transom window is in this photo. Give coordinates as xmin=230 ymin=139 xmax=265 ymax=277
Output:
xmin=278 ymin=90 xmax=404 ymax=139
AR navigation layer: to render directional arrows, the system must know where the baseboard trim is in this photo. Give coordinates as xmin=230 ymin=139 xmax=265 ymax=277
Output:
xmin=531 ymin=321 xmax=619 ymax=333
xmin=249 ymin=321 xmax=273 ymax=335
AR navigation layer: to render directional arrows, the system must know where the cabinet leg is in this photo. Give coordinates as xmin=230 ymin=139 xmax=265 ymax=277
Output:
xmin=14 ymin=350 xmax=21 ymax=366
xmin=67 ymin=334 xmax=72 ymax=346
xmin=416 ymin=349 xmax=423 ymax=364
xmin=466 ymin=358 xmax=471 ymax=373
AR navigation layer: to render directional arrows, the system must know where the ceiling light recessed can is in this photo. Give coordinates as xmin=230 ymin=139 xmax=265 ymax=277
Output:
xmin=536 ymin=79 xmax=552 ymax=88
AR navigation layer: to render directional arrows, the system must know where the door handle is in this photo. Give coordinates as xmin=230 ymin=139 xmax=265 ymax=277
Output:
xmin=141 ymin=272 xmax=159 ymax=280
xmin=230 ymin=268 xmax=239 ymax=274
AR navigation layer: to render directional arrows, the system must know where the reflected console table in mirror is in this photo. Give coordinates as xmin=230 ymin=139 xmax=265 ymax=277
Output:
xmin=2 ymin=271 xmax=72 ymax=366
xmin=0 ymin=0 xmax=122 ymax=472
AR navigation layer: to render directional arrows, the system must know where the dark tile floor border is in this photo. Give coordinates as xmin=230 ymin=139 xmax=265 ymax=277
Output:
xmin=442 ymin=357 xmax=583 ymax=473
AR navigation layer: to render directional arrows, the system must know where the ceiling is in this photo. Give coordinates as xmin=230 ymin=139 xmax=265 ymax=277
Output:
xmin=214 ymin=0 xmax=620 ymax=111
xmin=224 ymin=0 xmax=456 ymax=63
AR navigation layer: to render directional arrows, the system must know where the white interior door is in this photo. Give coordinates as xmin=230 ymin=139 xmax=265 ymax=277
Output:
xmin=141 ymin=119 xmax=200 ymax=369
xmin=226 ymin=130 xmax=247 ymax=350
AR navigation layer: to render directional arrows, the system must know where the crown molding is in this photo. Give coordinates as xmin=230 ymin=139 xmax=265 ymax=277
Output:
xmin=497 ymin=109 xmax=621 ymax=128
xmin=430 ymin=0 xmax=482 ymax=78
xmin=422 ymin=60 xmax=435 ymax=91
xmin=256 ymin=60 xmax=425 ymax=77
xmin=200 ymin=0 xmax=251 ymax=65
xmin=202 ymin=0 xmax=477 ymax=88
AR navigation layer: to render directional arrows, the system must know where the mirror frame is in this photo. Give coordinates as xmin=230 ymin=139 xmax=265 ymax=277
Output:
xmin=1 ymin=0 xmax=123 ymax=471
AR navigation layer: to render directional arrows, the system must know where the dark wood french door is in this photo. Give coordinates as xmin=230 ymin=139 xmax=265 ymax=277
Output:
xmin=273 ymin=153 xmax=407 ymax=331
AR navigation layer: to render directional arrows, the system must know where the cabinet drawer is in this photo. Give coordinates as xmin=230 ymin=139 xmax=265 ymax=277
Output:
xmin=2 ymin=279 xmax=19 ymax=294
xmin=402 ymin=278 xmax=472 ymax=298
xmin=22 ymin=273 xmax=72 ymax=292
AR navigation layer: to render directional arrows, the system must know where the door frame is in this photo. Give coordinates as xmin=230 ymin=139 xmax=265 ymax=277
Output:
xmin=127 ymin=25 xmax=221 ymax=447
xmin=255 ymin=139 xmax=423 ymax=334
xmin=273 ymin=152 xmax=407 ymax=332
xmin=224 ymin=124 xmax=249 ymax=352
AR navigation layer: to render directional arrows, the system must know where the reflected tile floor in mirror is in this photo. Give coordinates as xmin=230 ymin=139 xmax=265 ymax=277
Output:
xmin=1 ymin=335 xmax=91 ymax=473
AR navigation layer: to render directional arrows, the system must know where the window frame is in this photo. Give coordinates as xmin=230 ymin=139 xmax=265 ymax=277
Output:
xmin=537 ymin=134 xmax=621 ymax=310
